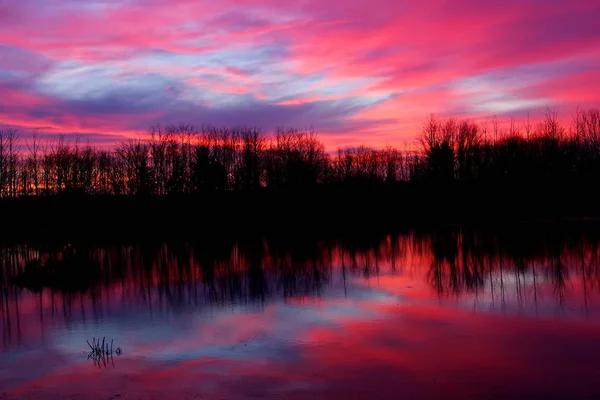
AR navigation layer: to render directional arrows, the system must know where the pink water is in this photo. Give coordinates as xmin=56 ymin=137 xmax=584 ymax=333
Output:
xmin=2 ymin=230 xmax=600 ymax=399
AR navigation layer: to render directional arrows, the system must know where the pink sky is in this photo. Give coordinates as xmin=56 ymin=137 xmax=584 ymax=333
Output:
xmin=1 ymin=0 xmax=599 ymax=148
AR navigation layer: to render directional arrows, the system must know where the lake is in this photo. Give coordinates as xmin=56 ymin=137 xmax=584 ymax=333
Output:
xmin=1 ymin=226 xmax=600 ymax=399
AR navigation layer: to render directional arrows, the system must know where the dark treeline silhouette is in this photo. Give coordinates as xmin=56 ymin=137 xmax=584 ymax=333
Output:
xmin=2 ymin=108 xmax=600 ymax=237
xmin=2 ymin=226 xmax=600 ymax=350
xmin=418 ymin=108 xmax=600 ymax=184
xmin=1 ymin=108 xmax=599 ymax=196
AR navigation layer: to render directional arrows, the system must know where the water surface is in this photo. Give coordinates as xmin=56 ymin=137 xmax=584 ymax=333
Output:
xmin=2 ymin=227 xmax=600 ymax=399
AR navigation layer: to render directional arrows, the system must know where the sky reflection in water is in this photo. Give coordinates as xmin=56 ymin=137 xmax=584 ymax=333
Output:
xmin=1 ymin=228 xmax=600 ymax=399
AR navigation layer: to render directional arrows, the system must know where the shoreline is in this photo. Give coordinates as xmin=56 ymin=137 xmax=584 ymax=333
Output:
xmin=2 ymin=183 xmax=600 ymax=242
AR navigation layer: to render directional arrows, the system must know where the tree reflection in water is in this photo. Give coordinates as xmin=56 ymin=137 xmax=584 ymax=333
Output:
xmin=2 ymin=225 xmax=600 ymax=350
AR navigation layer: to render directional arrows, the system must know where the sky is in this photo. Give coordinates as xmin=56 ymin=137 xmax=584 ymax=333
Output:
xmin=1 ymin=0 xmax=599 ymax=149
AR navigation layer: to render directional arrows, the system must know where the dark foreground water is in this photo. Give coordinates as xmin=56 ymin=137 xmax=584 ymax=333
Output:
xmin=1 ymin=227 xmax=600 ymax=399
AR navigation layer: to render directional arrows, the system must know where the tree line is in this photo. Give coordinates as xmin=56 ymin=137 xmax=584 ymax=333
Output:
xmin=1 ymin=108 xmax=599 ymax=196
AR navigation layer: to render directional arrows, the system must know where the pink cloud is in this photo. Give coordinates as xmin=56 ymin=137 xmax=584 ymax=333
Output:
xmin=0 ymin=0 xmax=598 ymax=149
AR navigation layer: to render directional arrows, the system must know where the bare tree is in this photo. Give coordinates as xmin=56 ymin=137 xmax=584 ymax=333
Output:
xmin=26 ymin=132 xmax=42 ymax=196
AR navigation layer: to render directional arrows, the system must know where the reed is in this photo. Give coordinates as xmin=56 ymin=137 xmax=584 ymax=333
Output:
xmin=86 ymin=336 xmax=122 ymax=367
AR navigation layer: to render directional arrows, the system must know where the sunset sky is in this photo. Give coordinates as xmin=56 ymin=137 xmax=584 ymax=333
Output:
xmin=1 ymin=0 xmax=599 ymax=148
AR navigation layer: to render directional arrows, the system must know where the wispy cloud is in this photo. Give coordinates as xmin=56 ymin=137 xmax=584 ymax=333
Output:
xmin=1 ymin=0 xmax=599 ymax=148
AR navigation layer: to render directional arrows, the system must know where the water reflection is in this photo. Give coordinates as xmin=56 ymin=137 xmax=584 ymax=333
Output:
xmin=2 ymin=227 xmax=600 ymax=398
xmin=2 ymin=226 xmax=600 ymax=353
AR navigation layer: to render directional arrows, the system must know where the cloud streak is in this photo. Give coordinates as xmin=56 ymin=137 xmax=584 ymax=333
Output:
xmin=0 ymin=0 xmax=599 ymax=148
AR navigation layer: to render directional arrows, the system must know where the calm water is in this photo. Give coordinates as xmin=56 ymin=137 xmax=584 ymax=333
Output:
xmin=1 ymin=227 xmax=600 ymax=399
